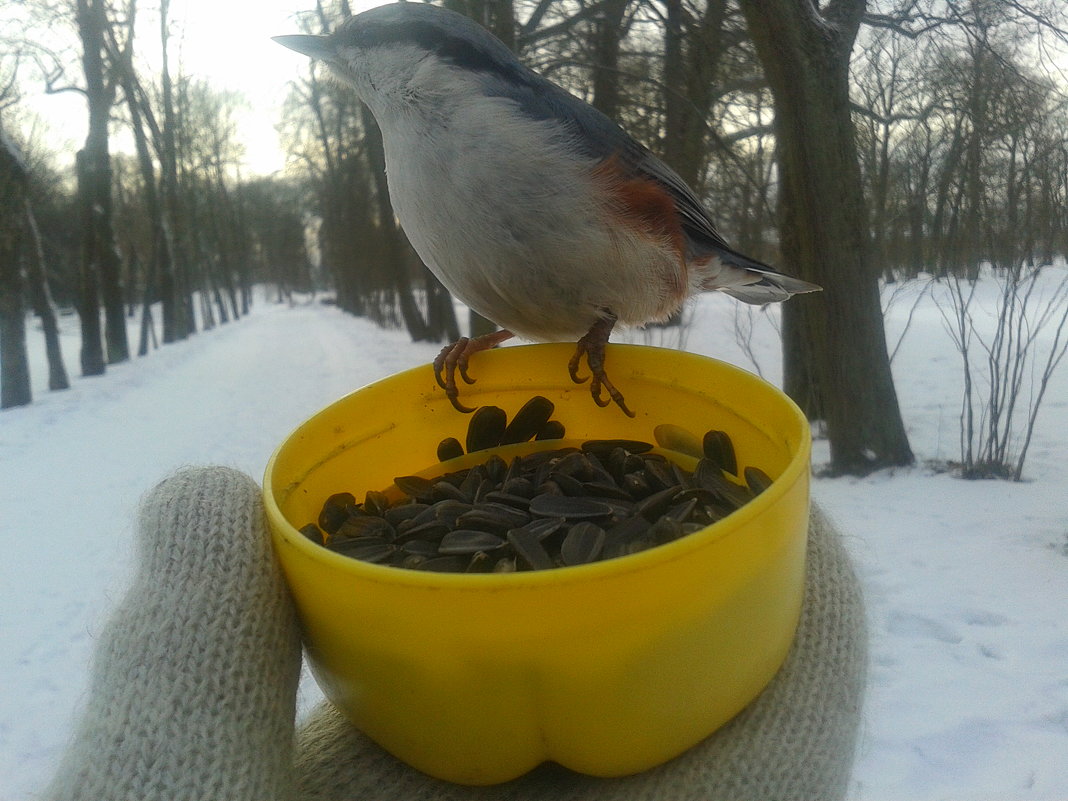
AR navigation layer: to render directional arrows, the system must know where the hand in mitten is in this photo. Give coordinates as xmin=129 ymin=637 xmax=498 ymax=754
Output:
xmin=45 ymin=466 xmax=866 ymax=801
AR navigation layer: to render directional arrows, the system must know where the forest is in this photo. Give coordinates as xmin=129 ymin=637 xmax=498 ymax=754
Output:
xmin=1 ymin=0 xmax=1067 ymax=478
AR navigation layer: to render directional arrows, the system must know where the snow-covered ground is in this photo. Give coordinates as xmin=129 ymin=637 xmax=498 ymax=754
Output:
xmin=2 ymin=273 xmax=1066 ymax=799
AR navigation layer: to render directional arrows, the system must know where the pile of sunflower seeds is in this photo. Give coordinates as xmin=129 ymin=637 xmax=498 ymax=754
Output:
xmin=300 ymin=396 xmax=773 ymax=573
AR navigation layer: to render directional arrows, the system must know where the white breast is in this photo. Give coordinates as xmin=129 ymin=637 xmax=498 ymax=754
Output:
xmin=369 ymin=64 xmax=685 ymax=340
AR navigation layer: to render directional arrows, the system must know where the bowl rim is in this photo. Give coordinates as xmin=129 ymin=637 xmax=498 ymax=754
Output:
xmin=263 ymin=344 xmax=811 ymax=590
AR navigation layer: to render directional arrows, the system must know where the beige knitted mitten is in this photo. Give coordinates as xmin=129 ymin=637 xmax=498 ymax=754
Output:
xmin=44 ymin=467 xmax=303 ymax=801
xmin=46 ymin=466 xmax=866 ymax=801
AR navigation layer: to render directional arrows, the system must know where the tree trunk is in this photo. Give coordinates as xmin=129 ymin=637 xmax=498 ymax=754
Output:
xmin=737 ymin=0 xmax=913 ymax=474
xmin=589 ymin=0 xmax=630 ymax=119
xmin=121 ymin=58 xmax=174 ymax=358
xmin=74 ymin=149 xmax=106 ymax=376
xmin=0 ymin=144 xmax=32 ymax=408
xmin=158 ymin=0 xmax=185 ymax=342
xmin=76 ymin=0 xmax=128 ymax=366
xmin=661 ymin=0 xmax=728 ymax=188
xmin=0 ymin=234 xmax=31 ymax=409
xmin=22 ymin=198 xmax=69 ymax=390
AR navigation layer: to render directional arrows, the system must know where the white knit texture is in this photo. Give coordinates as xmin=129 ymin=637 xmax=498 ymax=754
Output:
xmin=46 ymin=468 xmax=865 ymax=801
xmin=45 ymin=467 xmax=303 ymax=801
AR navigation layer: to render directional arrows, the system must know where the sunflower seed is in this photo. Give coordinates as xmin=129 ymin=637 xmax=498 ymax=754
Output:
xmin=635 ymin=487 xmax=682 ymax=521
xmin=551 ymin=472 xmax=585 ymax=496
xmin=642 ymin=458 xmax=677 ymax=493
xmin=501 ymin=396 xmax=555 ymax=445
xmin=664 ymin=497 xmax=699 ymax=524
xmin=560 ymin=523 xmax=606 ymax=566
xmin=417 ymin=556 xmax=468 ymax=573
xmin=393 ymin=475 xmax=436 ymax=502
xmin=466 ymin=551 xmax=495 ymax=572
xmin=535 ymin=420 xmax=566 ymax=440
xmin=694 ymin=458 xmax=752 ymax=509
xmin=331 ymin=537 xmax=396 ymax=563
xmin=363 ymin=490 xmax=390 ymax=516
xmin=744 ymin=466 xmax=774 ymax=495
xmin=333 ymin=515 xmax=395 ymax=542
xmin=553 ymin=451 xmax=592 ymax=478
xmin=482 ymin=490 xmax=531 ymax=509
xmin=393 ymin=519 xmax=449 ymax=543
xmin=528 ymin=494 xmax=614 ymax=520
xmin=581 ymin=439 xmax=655 ymax=456
xmin=384 ymin=503 xmax=429 ymax=526
xmin=455 ymin=505 xmax=529 ymax=532
xmin=508 ymin=528 xmax=555 ymax=571
xmin=650 ymin=517 xmax=684 ymax=544
xmin=622 ymin=472 xmax=652 ymax=498
xmin=439 ymin=530 xmax=507 ymax=555
xmin=603 ymin=515 xmax=652 ymax=558
xmin=581 ymin=480 xmax=633 ymax=501
xmin=466 ymin=405 xmax=508 ymax=453
xmin=318 ymin=492 xmax=356 ymax=534
xmin=518 ymin=517 xmax=566 ymax=541
xmin=430 ymin=499 xmax=471 ymax=524
xmin=401 ymin=539 xmax=439 ymax=556
xmin=437 ymin=436 xmax=465 ymax=462
xmin=653 ymin=423 xmax=703 ymax=458
xmin=300 ymin=523 xmax=325 ymax=545
xmin=308 ymin=401 xmax=767 ymax=573
xmin=483 ymin=454 xmax=508 ymax=483
xmin=501 ymin=477 xmax=536 ymax=498
xmin=432 ymin=480 xmax=470 ymax=503
xmin=703 ymin=429 xmax=738 ymax=475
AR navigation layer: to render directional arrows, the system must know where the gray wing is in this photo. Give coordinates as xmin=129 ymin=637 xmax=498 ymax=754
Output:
xmin=481 ymin=68 xmax=772 ymax=270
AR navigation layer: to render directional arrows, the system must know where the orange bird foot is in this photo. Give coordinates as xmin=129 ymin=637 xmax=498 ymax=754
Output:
xmin=434 ymin=329 xmax=515 ymax=413
xmin=567 ymin=312 xmax=635 ymax=417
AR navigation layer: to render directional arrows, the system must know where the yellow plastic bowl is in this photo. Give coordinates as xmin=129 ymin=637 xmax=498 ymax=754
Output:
xmin=263 ymin=343 xmax=810 ymax=785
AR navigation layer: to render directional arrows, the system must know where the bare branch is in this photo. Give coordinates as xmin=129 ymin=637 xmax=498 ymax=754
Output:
xmin=862 ymin=10 xmax=953 ymax=39
xmin=1002 ymin=0 xmax=1068 ymax=42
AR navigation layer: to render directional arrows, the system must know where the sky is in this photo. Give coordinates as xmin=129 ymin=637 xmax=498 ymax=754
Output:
xmin=11 ymin=1 xmax=1068 ymax=178
xmin=12 ymin=0 xmax=391 ymax=177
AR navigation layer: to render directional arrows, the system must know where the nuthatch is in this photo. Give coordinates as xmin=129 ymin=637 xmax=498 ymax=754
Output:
xmin=275 ymin=3 xmax=819 ymax=416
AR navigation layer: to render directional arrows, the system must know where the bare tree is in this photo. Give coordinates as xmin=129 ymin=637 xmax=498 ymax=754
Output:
xmin=22 ymin=187 xmax=69 ymax=391
xmin=737 ymin=0 xmax=914 ymax=474
xmin=74 ymin=0 xmax=128 ymax=371
xmin=0 ymin=127 xmax=32 ymax=408
xmin=0 ymin=50 xmax=69 ymax=395
xmin=157 ymin=0 xmax=190 ymax=341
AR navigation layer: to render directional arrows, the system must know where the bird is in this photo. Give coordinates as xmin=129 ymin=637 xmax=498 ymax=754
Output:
xmin=275 ymin=2 xmax=819 ymax=417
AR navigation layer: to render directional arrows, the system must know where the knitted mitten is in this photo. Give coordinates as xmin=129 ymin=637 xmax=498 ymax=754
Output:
xmin=44 ymin=467 xmax=303 ymax=801
xmin=293 ymin=505 xmax=868 ymax=801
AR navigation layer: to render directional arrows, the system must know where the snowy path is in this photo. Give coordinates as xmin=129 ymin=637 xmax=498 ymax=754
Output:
xmin=0 ymin=298 xmax=438 ymax=797
xmin=2 ymin=286 xmax=1067 ymax=799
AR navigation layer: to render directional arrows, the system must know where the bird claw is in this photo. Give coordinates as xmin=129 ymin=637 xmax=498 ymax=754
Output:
xmin=568 ymin=314 xmax=636 ymax=417
xmin=433 ymin=331 xmax=514 ymax=414
xmin=588 ymin=370 xmax=635 ymax=417
xmin=433 ymin=339 xmax=478 ymax=413
xmin=567 ymin=348 xmax=589 ymax=384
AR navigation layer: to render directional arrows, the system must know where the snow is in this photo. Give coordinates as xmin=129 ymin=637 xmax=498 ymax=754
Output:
xmin=2 ymin=274 xmax=1067 ymax=799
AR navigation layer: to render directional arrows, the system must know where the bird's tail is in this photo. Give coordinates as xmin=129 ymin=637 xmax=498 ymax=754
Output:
xmin=698 ymin=250 xmax=821 ymax=305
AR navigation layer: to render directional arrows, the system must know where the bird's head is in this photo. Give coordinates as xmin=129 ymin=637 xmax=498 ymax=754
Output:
xmin=274 ymin=3 xmax=527 ymax=113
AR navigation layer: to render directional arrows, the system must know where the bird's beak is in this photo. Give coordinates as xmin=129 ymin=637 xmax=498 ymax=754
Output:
xmin=272 ymin=34 xmax=335 ymax=61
